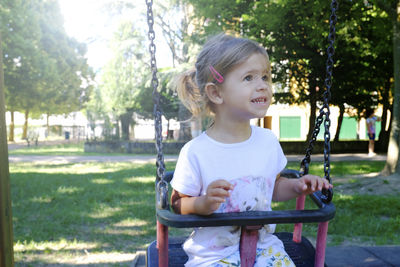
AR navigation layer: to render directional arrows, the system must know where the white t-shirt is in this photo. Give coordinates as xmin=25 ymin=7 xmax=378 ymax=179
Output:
xmin=171 ymin=126 xmax=288 ymax=267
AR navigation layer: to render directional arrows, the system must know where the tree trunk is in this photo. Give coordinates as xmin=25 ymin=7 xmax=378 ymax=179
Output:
xmin=130 ymin=122 xmax=135 ymax=140
xmin=166 ymin=119 xmax=174 ymax=140
xmin=120 ymin=112 xmax=132 ymax=141
xmin=382 ymin=4 xmax=400 ymax=175
xmin=377 ymin=78 xmax=392 ymax=151
xmin=22 ymin=110 xmax=29 ymax=140
xmin=306 ymin=82 xmax=317 ymax=142
xmin=115 ymin=121 xmax=120 ymax=140
xmin=178 ymin=102 xmax=192 ymax=141
xmin=0 ymin=30 xmax=15 ymax=267
xmin=46 ymin=113 xmax=50 ymax=139
xmin=334 ymin=104 xmax=345 ymax=142
xmin=8 ymin=111 xmax=14 ymax=142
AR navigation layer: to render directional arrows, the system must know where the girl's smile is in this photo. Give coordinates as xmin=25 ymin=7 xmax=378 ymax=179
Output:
xmin=251 ymin=97 xmax=268 ymax=105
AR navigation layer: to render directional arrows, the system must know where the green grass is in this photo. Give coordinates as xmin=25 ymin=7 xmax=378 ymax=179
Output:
xmin=9 ymin=142 xmax=86 ymax=156
xmin=286 ymin=160 xmax=385 ymax=177
xmin=273 ymin=194 xmax=400 ymax=246
xmin=10 ymin=158 xmax=399 ymax=266
xmin=11 ymin=161 xmax=174 ymax=266
xmin=281 ymin=160 xmax=400 ymax=245
xmin=8 ymin=142 xmax=136 ymax=157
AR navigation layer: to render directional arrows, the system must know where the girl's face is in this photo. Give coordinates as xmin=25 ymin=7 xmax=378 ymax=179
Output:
xmin=218 ymin=53 xmax=272 ymax=122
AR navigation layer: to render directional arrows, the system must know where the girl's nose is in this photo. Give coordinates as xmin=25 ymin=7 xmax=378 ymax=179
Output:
xmin=256 ymin=79 xmax=269 ymax=91
xmin=256 ymin=80 xmax=272 ymax=98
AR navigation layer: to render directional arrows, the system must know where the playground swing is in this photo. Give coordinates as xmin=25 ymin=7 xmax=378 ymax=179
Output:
xmin=144 ymin=0 xmax=337 ymax=266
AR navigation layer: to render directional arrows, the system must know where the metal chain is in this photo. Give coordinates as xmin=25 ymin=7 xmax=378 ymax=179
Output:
xmin=145 ymin=0 xmax=168 ymax=209
xmin=300 ymin=0 xmax=337 ymax=203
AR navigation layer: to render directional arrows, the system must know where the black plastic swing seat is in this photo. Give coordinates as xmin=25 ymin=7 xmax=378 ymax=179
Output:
xmin=155 ymin=170 xmax=335 ymax=229
xmin=146 ymin=232 xmax=324 ymax=267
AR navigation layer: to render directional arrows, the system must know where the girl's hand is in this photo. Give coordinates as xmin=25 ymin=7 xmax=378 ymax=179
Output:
xmin=295 ymin=175 xmax=333 ymax=195
xmin=202 ymin=179 xmax=233 ymax=215
xmin=170 ymin=179 xmax=233 ymax=215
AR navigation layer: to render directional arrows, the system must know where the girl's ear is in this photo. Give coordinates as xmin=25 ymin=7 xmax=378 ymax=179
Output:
xmin=205 ymin=82 xmax=223 ymax=105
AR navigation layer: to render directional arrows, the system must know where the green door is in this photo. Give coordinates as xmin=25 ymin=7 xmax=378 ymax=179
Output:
xmin=279 ymin=116 xmax=301 ymax=139
xmin=339 ymin=117 xmax=357 ymax=140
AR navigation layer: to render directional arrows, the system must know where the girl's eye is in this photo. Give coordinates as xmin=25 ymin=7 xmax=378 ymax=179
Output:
xmin=262 ymin=75 xmax=268 ymax=81
xmin=244 ymin=75 xmax=253 ymax=81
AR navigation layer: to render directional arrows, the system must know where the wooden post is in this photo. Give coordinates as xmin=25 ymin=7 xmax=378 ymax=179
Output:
xmin=0 ymin=31 xmax=15 ymax=267
xmin=263 ymin=116 xmax=272 ymax=130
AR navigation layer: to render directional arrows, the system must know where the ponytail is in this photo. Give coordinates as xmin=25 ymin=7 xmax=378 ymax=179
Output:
xmin=176 ymin=69 xmax=208 ymax=117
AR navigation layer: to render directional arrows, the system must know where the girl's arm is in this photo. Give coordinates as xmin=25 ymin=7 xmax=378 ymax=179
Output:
xmin=272 ymin=174 xmax=332 ymax=202
xmin=171 ymin=179 xmax=233 ymax=215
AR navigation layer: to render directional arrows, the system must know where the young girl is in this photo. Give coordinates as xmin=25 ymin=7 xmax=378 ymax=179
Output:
xmin=365 ymin=109 xmax=381 ymax=157
xmin=170 ymin=34 xmax=332 ymax=267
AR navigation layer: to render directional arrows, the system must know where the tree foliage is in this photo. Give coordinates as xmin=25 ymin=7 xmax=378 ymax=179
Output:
xmin=330 ymin=1 xmax=393 ymax=141
xmin=375 ymin=0 xmax=400 ymax=175
xmin=97 ymin=20 xmax=152 ymax=140
xmin=184 ymin=0 xmax=394 ymax=141
xmin=185 ymin=0 xmax=400 ymax=175
xmin=0 ymin=0 xmax=93 ymax=140
xmin=86 ymin=0 xmax=188 ymax=141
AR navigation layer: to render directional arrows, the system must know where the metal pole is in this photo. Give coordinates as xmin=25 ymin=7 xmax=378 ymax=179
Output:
xmin=0 ymin=31 xmax=15 ymax=267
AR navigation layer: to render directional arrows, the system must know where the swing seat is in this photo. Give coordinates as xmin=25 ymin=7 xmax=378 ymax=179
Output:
xmin=146 ymin=170 xmax=335 ymax=267
xmin=147 ymin=232 xmax=321 ymax=267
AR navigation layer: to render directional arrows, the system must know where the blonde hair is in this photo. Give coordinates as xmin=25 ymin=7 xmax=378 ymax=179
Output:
xmin=176 ymin=34 xmax=270 ymax=118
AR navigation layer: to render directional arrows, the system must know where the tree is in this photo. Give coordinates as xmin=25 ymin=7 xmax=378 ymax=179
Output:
xmin=100 ymin=21 xmax=149 ymax=140
xmin=1 ymin=0 xmax=93 ymax=140
xmin=379 ymin=0 xmax=400 ymax=175
xmin=84 ymin=1 xmax=149 ymax=141
xmin=242 ymin=0 xmax=392 ymax=142
xmin=92 ymin=1 xmax=197 ymax=141
xmin=34 ymin=0 xmax=93 ymax=135
xmin=184 ymin=0 xmax=394 ymax=143
xmin=0 ymin=29 xmax=14 ymax=267
xmin=136 ymin=67 xmax=181 ymax=139
xmin=331 ymin=1 xmax=393 ymax=141
xmin=1 ymin=0 xmax=42 ymax=140
xmin=155 ymin=0 xmax=200 ymax=140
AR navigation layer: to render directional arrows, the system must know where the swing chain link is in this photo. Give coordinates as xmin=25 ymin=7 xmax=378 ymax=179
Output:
xmin=301 ymin=0 xmax=337 ymax=203
xmin=146 ymin=0 xmax=168 ymax=210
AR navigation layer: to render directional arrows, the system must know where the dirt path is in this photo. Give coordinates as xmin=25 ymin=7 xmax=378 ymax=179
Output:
xmin=334 ymin=172 xmax=400 ymax=196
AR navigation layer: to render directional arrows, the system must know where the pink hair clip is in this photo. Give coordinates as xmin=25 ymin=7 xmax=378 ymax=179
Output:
xmin=209 ymin=65 xmax=224 ymax=83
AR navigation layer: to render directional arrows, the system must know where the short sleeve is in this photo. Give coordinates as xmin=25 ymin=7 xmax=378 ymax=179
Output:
xmin=274 ymin=134 xmax=287 ymax=175
xmin=170 ymin=143 xmax=202 ymax=196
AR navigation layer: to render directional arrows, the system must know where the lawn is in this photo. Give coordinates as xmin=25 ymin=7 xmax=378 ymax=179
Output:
xmin=7 ymin=142 xmax=133 ymax=157
xmin=11 ymin=161 xmax=181 ymax=266
xmin=8 ymin=142 xmax=87 ymax=156
xmin=9 ymin=158 xmax=400 ymax=266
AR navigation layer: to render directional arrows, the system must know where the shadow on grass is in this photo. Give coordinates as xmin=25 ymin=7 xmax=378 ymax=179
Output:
xmin=11 ymin=162 xmax=175 ymax=257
